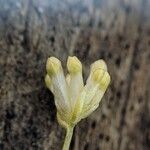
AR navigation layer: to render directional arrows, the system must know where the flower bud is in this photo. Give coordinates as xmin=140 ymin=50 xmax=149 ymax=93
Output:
xmin=46 ymin=57 xmax=61 ymax=76
xmin=91 ymin=59 xmax=107 ymax=72
xmin=92 ymin=69 xmax=105 ymax=83
xmin=67 ymin=56 xmax=82 ymax=74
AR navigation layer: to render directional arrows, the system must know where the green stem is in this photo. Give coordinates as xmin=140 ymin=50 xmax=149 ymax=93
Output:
xmin=62 ymin=126 xmax=74 ymax=150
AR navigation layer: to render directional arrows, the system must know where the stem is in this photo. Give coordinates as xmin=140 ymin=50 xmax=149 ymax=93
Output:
xmin=62 ymin=126 xmax=74 ymax=150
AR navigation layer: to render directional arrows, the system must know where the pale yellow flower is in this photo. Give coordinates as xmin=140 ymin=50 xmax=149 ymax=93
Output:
xmin=45 ymin=56 xmax=111 ymax=150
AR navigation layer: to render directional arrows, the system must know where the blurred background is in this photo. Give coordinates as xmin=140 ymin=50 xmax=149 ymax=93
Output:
xmin=0 ymin=0 xmax=150 ymax=149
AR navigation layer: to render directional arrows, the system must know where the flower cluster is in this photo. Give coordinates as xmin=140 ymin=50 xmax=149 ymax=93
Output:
xmin=45 ymin=56 xmax=110 ymax=129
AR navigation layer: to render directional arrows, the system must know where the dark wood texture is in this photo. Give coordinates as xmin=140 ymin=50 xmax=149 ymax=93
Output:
xmin=0 ymin=0 xmax=150 ymax=149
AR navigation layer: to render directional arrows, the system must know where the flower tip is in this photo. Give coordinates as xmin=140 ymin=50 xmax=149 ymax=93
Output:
xmin=92 ymin=69 xmax=105 ymax=83
xmin=99 ymin=72 xmax=111 ymax=91
xmin=45 ymin=74 xmax=52 ymax=89
xmin=91 ymin=59 xmax=107 ymax=71
xmin=67 ymin=56 xmax=82 ymax=74
xmin=46 ymin=57 xmax=61 ymax=76
xmin=92 ymin=68 xmax=111 ymax=90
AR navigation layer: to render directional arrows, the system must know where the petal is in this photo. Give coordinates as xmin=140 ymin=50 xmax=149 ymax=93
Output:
xmin=78 ymin=59 xmax=110 ymax=120
xmin=70 ymin=62 xmax=106 ymax=123
xmin=52 ymin=71 xmax=70 ymax=112
xmin=99 ymin=71 xmax=111 ymax=91
xmin=81 ymin=71 xmax=111 ymax=119
xmin=67 ymin=56 xmax=82 ymax=74
xmin=83 ymin=69 xmax=105 ymax=106
xmin=91 ymin=59 xmax=107 ymax=72
xmin=70 ymin=89 xmax=86 ymax=124
xmin=71 ymin=70 xmax=103 ymax=123
xmin=81 ymin=88 xmax=104 ymax=119
xmin=67 ymin=56 xmax=84 ymax=109
xmin=46 ymin=57 xmax=70 ymax=113
xmin=46 ymin=57 xmax=61 ymax=76
xmin=57 ymin=112 xmax=69 ymax=129
xmin=45 ymin=74 xmax=53 ymax=92
xmin=66 ymin=74 xmax=71 ymax=85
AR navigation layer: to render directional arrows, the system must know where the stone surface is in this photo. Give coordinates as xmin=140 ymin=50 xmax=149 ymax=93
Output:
xmin=0 ymin=0 xmax=150 ymax=150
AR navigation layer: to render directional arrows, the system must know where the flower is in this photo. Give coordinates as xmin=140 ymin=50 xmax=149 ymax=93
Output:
xmin=45 ymin=56 xmax=110 ymax=150
xmin=45 ymin=56 xmax=111 ymax=129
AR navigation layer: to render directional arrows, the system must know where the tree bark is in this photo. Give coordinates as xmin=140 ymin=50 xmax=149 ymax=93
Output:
xmin=0 ymin=0 xmax=149 ymax=149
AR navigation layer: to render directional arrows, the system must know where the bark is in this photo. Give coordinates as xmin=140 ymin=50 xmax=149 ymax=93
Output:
xmin=0 ymin=0 xmax=150 ymax=150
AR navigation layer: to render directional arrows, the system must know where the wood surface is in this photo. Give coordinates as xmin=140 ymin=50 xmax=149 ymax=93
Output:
xmin=0 ymin=0 xmax=150 ymax=149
